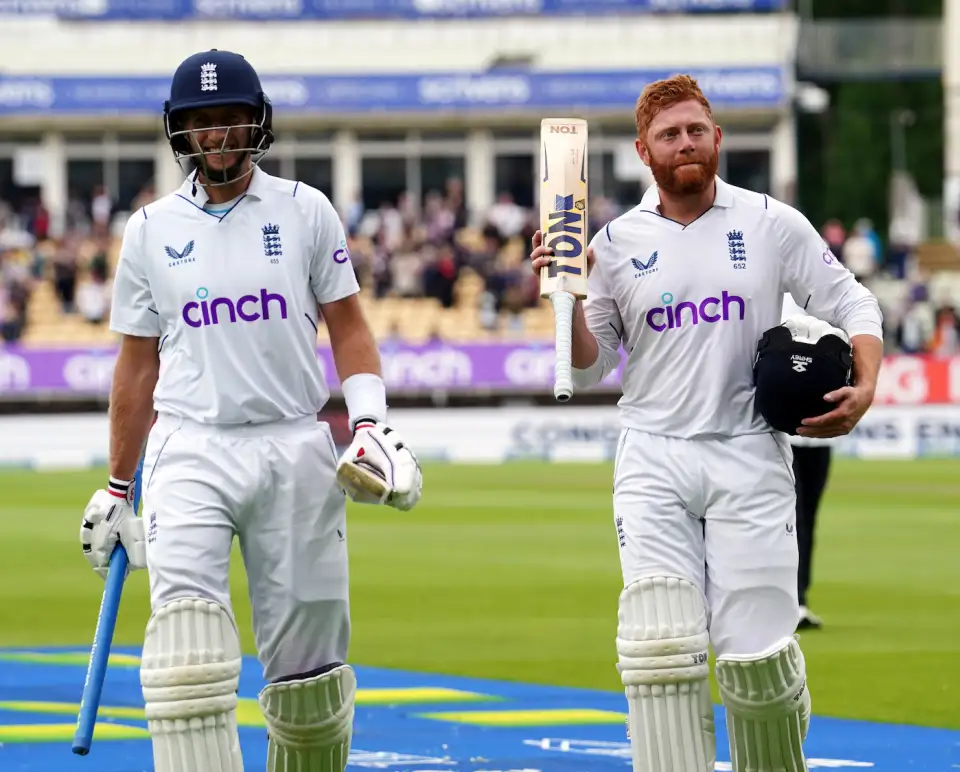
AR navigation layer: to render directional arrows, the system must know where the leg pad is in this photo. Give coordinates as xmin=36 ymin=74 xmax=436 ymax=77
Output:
xmin=259 ymin=663 xmax=356 ymax=772
xmin=715 ymin=636 xmax=811 ymax=772
xmin=141 ymin=598 xmax=244 ymax=772
xmin=617 ymin=576 xmax=715 ymax=772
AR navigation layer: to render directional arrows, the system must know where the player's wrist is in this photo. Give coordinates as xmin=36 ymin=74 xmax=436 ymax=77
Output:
xmin=342 ymin=373 xmax=388 ymax=432
xmin=352 ymin=417 xmax=378 ymax=433
xmin=108 ymin=476 xmax=134 ymax=500
xmin=850 ymin=367 xmax=877 ymax=395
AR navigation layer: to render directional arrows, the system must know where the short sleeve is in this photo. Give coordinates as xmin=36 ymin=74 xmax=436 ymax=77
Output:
xmin=305 ymin=188 xmax=361 ymax=306
xmin=109 ymin=211 xmax=161 ymax=338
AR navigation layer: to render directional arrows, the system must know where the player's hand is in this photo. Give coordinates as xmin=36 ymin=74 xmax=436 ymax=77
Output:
xmin=796 ymin=384 xmax=875 ymax=439
xmin=530 ymin=229 xmax=595 ymax=277
xmin=336 ymin=421 xmax=423 ymax=511
xmin=79 ymin=488 xmax=147 ymax=580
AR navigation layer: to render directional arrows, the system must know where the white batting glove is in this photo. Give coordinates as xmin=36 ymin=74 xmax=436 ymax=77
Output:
xmin=336 ymin=420 xmax=423 ymax=511
xmin=782 ymin=315 xmax=849 ymax=345
xmin=79 ymin=484 xmax=147 ymax=580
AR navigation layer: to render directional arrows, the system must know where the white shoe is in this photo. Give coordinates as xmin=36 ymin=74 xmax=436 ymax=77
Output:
xmin=797 ymin=605 xmax=823 ymax=630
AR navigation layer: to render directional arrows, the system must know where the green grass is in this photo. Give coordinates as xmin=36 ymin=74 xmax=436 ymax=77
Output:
xmin=1 ymin=460 xmax=958 ymax=730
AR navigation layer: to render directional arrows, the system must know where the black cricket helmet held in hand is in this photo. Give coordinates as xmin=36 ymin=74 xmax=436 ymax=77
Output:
xmin=753 ymin=316 xmax=853 ymax=435
xmin=163 ymin=49 xmax=274 ymax=187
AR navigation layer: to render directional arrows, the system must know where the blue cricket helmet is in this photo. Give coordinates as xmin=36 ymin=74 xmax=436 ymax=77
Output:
xmin=753 ymin=319 xmax=853 ymax=435
xmin=163 ymin=49 xmax=274 ymax=185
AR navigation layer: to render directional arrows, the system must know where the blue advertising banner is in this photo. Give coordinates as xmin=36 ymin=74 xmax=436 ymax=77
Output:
xmin=0 ymin=68 xmax=786 ymax=115
xmin=0 ymin=0 xmax=787 ymax=20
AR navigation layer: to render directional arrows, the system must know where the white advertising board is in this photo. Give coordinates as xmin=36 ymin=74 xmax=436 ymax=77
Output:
xmin=1 ymin=405 xmax=960 ymax=469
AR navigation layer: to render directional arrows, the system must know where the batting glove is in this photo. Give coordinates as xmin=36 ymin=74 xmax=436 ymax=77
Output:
xmin=79 ymin=480 xmax=147 ymax=580
xmin=336 ymin=420 xmax=423 ymax=511
xmin=782 ymin=315 xmax=849 ymax=345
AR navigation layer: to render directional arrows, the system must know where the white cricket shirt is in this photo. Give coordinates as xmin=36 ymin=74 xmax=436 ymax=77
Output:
xmin=575 ymin=177 xmax=883 ymax=439
xmin=781 ymin=291 xmax=805 ymax=321
xmin=109 ymin=167 xmax=359 ymax=425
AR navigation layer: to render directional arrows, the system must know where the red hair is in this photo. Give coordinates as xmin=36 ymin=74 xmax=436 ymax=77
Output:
xmin=635 ymin=74 xmax=713 ymax=139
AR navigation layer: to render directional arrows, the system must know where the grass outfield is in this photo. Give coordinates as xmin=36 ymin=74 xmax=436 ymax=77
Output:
xmin=0 ymin=460 xmax=957 ymax=730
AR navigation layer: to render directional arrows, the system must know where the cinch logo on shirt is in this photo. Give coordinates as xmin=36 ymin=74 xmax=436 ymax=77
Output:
xmin=182 ymin=287 xmax=289 ymax=328
xmin=645 ymin=291 xmax=745 ymax=332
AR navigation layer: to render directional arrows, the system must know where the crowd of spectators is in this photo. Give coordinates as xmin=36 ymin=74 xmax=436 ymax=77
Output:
xmin=0 ymin=195 xmax=113 ymax=343
xmin=820 ymin=216 xmax=960 ymax=356
xmin=1 ymin=179 xmax=959 ymax=355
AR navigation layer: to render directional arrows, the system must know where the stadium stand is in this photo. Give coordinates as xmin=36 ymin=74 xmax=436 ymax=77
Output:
xmin=2 ymin=184 xmax=960 ymax=353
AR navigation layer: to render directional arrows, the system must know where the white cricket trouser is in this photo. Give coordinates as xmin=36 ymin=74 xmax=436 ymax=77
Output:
xmin=613 ymin=429 xmax=799 ymax=657
xmin=140 ymin=411 xmax=349 ymax=682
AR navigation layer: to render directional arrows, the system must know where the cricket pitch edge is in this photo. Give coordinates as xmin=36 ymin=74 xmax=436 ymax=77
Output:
xmin=0 ymin=648 xmax=954 ymax=771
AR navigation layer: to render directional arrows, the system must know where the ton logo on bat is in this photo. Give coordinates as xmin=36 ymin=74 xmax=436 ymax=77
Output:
xmin=545 ymin=193 xmax=586 ymax=279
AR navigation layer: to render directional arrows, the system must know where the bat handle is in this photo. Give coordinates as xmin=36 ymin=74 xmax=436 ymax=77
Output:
xmin=551 ymin=290 xmax=577 ymax=402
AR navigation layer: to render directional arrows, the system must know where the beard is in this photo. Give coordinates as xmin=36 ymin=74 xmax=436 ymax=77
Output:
xmin=649 ymin=148 xmax=719 ymax=196
xmin=193 ymin=150 xmax=250 ymax=185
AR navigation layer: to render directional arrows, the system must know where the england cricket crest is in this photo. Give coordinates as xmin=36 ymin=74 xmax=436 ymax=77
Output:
xmin=727 ymin=230 xmax=746 ymax=263
xmin=200 ymin=62 xmax=218 ymax=92
xmin=262 ymin=223 xmax=282 ymax=258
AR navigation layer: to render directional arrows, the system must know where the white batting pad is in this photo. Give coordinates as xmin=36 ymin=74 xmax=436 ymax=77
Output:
xmin=140 ymin=598 xmax=244 ymax=772
xmin=259 ymin=664 xmax=357 ymax=772
xmin=715 ymin=636 xmax=811 ymax=772
xmin=617 ymin=576 xmax=715 ymax=772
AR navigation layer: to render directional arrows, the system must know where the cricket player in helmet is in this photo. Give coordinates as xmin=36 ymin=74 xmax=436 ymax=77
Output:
xmin=164 ymin=49 xmax=274 ymax=187
xmin=78 ymin=49 xmax=422 ymax=772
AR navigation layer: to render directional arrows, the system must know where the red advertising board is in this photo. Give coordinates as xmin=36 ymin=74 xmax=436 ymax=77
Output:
xmin=873 ymin=356 xmax=960 ymax=405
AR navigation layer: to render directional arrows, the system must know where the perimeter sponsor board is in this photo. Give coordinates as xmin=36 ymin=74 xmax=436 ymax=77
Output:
xmin=0 ymin=348 xmax=955 ymax=402
xmin=1 ymin=406 xmax=960 ymax=467
xmin=0 ymin=69 xmax=786 ymax=115
xmin=1 ymin=0 xmax=787 ymax=18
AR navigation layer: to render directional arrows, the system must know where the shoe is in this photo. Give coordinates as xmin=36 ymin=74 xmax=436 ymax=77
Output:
xmin=797 ymin=606 xmax=823 ymax=630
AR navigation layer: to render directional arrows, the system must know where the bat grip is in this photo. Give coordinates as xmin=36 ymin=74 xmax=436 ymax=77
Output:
xmin=551 ymin=291 xmax=576 ymax=402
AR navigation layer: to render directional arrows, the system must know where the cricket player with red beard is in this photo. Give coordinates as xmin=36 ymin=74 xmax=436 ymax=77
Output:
xmin=529 ymin=75 xmax=883 ymax=772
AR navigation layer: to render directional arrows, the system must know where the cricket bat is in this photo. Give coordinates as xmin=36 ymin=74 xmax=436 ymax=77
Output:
xmin=72 ymin=454 xmax=144 ymax=755
xmin=539 ymin=118 xmax=589 ymax=403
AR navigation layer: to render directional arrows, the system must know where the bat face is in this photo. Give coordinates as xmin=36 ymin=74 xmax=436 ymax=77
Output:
xmin=539 ymin=118 xmax=589 ymax=301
